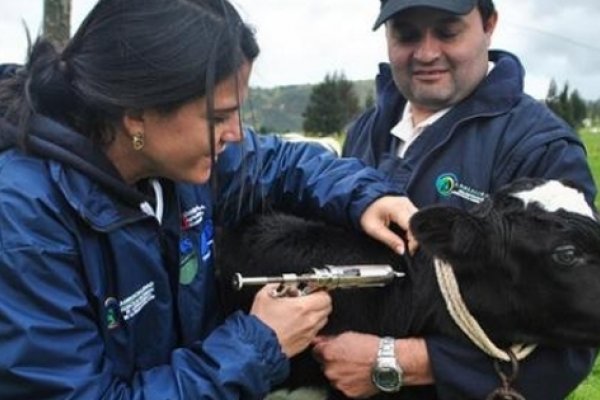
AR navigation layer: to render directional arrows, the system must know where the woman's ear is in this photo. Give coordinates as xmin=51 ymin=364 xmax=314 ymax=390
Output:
xmin=121 ymin=109 xmax=145 ymax=140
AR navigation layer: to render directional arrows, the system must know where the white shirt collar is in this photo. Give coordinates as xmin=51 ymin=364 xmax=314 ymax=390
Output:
xmin=390 ymin=61 xmax=495 ymax=158
xmin=391 ymin=105 xmax=451 ymax=157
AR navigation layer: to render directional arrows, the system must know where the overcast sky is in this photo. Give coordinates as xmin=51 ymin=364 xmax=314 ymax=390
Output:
xmin=1 ymin=0 xmax=599 ymax=100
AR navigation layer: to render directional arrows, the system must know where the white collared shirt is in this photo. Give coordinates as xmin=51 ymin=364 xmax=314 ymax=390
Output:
xmin=391 ymin=105 xmax=450 ymax=158
xmin=390 ymin=62 xmax=495 ymax=158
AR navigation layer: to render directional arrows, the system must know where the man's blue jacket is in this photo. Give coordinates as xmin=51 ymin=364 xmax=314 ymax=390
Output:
xmin=343 ymin=50 xmax=598 ymax=399
xmin=0 ymin=111 xmax=398 ymax=398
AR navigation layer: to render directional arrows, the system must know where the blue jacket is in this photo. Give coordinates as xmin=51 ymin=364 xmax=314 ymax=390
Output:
xmin=343 ymin=51 xmax=597 ymax=399
xmin=0 ymin=113 xmax=398 ymax=399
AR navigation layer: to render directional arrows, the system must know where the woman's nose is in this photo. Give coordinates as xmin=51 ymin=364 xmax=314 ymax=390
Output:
xmin=222 ymin=114 xmax=243 ymax=143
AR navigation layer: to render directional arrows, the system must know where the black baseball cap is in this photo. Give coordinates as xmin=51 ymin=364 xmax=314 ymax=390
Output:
xmin=373 ymin=0 xmax=477 ymax=30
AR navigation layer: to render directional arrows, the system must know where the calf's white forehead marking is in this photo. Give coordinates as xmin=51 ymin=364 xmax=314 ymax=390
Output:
xmin=512 ymin=181 xmax=595 ymax=220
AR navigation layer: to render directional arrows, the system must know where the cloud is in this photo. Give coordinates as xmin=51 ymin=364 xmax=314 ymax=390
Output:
xmin=238 ymin=0 xmax=600 ymax=99
xmin=234 ymin=0 xmax=387 ymax=88
xmin=493 ymin=0 xmax=600 ymax=99
xmin=0 ymin=3 xmax=43 ymax=62
xmin=1 ymin=0 xmax=598 ymax=100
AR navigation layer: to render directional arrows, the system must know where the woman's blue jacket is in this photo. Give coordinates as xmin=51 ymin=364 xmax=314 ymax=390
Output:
xmin=0 ymin=111 xmax=398 ymax=399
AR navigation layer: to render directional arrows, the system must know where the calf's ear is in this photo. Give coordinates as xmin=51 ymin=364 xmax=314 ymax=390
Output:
xmin=410 ymin=206 xmax=484 ymax=262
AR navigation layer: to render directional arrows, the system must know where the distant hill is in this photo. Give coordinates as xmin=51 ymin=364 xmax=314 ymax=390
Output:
xmin=243 ymin=80 xmax=376 ymax=133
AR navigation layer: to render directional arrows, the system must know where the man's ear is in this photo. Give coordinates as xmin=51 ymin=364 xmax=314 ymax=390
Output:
xmin=410 ymin=206 xmax=485 ymax=263
xmin=122 ymin=109 xmax=145 ymax=139
xmin=483 ymin=11 xmax=498 ymax=46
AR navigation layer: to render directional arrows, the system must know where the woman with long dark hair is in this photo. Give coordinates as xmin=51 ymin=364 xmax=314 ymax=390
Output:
xmin=0 ymin=0 xmax=416 ymax=398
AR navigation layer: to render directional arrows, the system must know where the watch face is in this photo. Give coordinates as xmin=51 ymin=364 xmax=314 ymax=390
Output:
xmin=373 ymin=366 xmax=401 ymax=392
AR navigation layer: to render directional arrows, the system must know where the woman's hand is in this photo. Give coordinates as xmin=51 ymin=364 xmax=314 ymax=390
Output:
xmin=250 ymin=284 xmax=332 ymax=357
xmin=360 ymin=196 xmax=419 ymax=255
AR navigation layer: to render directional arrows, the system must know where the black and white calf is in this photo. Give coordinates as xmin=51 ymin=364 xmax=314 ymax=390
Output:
xmin=216 ymin=178 xmax=600 ymax=398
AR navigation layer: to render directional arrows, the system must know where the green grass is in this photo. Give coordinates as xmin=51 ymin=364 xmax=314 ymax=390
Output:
xmin=581 ymin=129 xmax=600 ymax=209
xmin=566 ymin=129 xmax=600 ymax=399
xmin=266 ymin=388 xmax=326 ymax=400
xmin=568 ymin=358 xmax=600 ymax=399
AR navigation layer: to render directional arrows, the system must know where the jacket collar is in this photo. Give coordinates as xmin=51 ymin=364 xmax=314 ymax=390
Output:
xmin=366 ymin=50 xmax=524 ymax=168
xmin=0 ymin=114 xmax=155 ymax=230
xmin=374 ymin=50 xmax=525 ymax=123
xmin=49 ymin=162 xmax=155 ymax=231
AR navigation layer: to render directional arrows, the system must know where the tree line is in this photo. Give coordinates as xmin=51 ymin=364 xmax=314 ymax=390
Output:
xmin=301 ymin=75 xmax=595 ymax=136
xmin=545 ymin=79 xmax=590 ymax=130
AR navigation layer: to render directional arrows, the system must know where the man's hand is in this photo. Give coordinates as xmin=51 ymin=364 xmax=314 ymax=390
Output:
xmin=312 ymin=332 xmax=380 ymax=398
xmin=360 ymin=196 xmax=419 ymax=255
xmin=312 ymin=332 xmax=434 ymax=398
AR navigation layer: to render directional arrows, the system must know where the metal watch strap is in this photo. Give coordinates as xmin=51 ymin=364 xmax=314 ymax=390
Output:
xmin=372 ymin=336 xmax=403 ymax=392
xmin=378 ymin=336 xmax=396 ymax=360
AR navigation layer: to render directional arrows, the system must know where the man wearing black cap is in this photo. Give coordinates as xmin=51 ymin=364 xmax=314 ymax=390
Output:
xmin=312 ymin=0 xmax=597 ymax=398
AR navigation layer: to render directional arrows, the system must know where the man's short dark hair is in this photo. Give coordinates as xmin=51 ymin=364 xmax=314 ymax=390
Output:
xmin=478 ymin=0 xmax=496 ymax=24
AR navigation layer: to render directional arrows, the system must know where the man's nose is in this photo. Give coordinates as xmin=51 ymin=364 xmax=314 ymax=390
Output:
xmin=413 ymin=31 xmax=441 ymax=62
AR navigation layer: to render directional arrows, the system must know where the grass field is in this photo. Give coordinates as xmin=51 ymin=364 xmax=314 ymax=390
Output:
xmin=566 ymin=129 xmax=600 ymax=400
xmin=581 ymin=129 xmax=600 ymax=209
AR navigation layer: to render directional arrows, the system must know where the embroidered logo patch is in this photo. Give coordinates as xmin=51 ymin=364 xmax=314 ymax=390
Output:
xmin=179 ymin=237 xmax=198 ymax=285
xmin=182 ymin=205 xmax=206 ymax=230
xmin=119 ymin=282 xmax=156 ymax=321
xmin=435 ymin=173 xmax=488 ymax=204
xmin=200 ymin=220 xmax=214 ymax=262
xmin=104 ymin=297 xmax=121 ymax=330
xmin=179 ymin=204 xmax=213 ymax=285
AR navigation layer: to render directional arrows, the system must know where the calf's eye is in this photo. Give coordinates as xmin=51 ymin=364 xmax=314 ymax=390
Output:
xmin=551 ymin=245 xmax=580 ymax=266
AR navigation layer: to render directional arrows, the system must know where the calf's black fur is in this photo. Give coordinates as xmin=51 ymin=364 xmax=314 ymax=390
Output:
xmin=216 ymin=178 xmax=600 ymax=399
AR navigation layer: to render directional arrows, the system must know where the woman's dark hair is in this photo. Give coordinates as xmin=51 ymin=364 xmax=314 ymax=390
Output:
xmin=0 ymin=0 xmax=259 ymax=146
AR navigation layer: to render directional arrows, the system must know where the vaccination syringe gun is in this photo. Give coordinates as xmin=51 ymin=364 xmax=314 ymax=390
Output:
xmin=232 ymin=264 xmax=404 ymax=297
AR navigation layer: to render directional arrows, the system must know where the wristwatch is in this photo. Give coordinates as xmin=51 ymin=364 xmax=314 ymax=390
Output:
xmin=371 ymin=336 xmax=403 ymax=393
